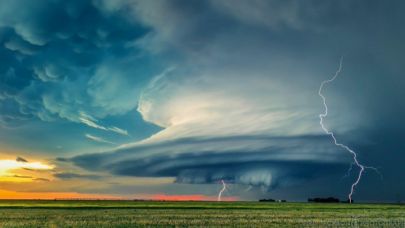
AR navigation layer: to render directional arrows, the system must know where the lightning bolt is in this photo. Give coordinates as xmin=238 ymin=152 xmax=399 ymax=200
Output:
xmin=319 ymin=54 xmax=382 ymax=203
xmin=340 ymin=162 xmax=355 ymax=181
xmin=218 ymin=180 xmax=227 ymax=201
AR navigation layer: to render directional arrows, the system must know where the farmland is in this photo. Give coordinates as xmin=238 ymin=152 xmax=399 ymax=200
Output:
xmin=0 ymin=200 xmax=404 ymax=227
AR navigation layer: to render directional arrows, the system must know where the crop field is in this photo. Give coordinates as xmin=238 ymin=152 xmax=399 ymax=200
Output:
xmin=0 ymin=200 xmax=404 ymax=227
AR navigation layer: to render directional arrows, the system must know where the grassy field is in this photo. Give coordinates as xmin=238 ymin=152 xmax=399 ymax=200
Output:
xmin=0 ymin=200 xmax=404 ymax=227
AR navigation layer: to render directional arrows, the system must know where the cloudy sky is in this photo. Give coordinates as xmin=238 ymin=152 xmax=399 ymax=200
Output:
xmin=0 ymin=0 xmax=404 ymax=202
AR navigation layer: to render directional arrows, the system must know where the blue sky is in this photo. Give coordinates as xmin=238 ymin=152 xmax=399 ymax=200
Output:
xmin=0 ymin=0 xmax=404 ymax=202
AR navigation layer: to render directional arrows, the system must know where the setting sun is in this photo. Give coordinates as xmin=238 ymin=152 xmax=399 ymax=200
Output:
xmin=0 ymin=160 xmax=53 ymax=182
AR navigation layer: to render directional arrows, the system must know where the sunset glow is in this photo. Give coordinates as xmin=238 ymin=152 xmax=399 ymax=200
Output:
xmin=0 ymin=160 xmax=53 ymax=182
xmin=0 ymin=190 xmax=116 ymax=199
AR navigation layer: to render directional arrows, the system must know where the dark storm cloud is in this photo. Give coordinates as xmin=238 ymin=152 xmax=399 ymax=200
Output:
xmin=58 ymin=0 xmax=405 ymax=200
xmin=16 ymin=156 xmax=28 ymax=162
xmin=2 ymin=174 xmax=32 ymax=178
xmin=22 ymin=168 xmax=55 ymax=173
xmin=1 ymin=0 xmax=404 ymax=201
xmin=32 ymin=178 xmax=51 ymax=182
xmin=141 ymin=0 xmax=405 ymax=195
xmin=55 ymin=158 xmax=69 ymax=162
xmin=53 ymin=172 xmax=101 ymax=181
xmin=0 ymin=0 xmax=157 ymax=127
xmin=62 ymin=135 xmax=352 ymax=191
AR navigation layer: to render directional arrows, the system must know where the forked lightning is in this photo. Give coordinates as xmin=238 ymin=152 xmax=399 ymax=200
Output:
xmin=319 ymin=54 xmax=382 ymax=203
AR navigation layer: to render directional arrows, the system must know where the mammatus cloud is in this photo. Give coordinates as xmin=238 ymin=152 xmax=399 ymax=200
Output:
xmin=85 ymin=134 xmax=115 ymax=145
xmin=0 ymin=0 xmax=157 ymax=127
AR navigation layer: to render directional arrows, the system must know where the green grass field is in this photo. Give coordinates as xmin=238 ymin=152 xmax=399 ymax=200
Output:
xmin=0 ymin=200 xmax=403 ymax=227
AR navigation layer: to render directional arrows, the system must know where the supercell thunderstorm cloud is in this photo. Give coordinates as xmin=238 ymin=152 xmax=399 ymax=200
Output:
xmin=0 ymin=0 xmax=404 ymax=201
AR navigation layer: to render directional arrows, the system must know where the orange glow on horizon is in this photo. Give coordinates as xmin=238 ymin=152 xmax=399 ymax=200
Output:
xmin=0 ymin=190 xmax=240 ymax=201
xmin=0 ymin=190 xmax=118 ymax=199
xmin=0 ymin=176 xmax=33 ymax=182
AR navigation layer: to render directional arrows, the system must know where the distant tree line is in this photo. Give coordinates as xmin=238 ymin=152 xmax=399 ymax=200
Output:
xmin=308 ymin=197 xmax=353 ymax=203
xmin=259 ymin=199 xmax=286 ymax=202
xmin=259 ymin=199 xmax=275 ymax=202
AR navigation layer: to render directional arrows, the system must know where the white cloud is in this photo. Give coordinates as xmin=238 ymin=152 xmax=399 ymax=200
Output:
xmin=79 ymin=112 xmax=130 ymax=136
xmin=79 ymin=111 xmax=99 ymax=122
xmin=107 ymin=127 xmax=130 ymax=136
xmin=80 ymin=118 xmax=107 ymax=130
xmin=85 ymin=134 xmax=116 ymax=144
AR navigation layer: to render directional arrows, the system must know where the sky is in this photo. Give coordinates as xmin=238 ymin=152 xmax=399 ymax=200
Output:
xmin=0 ymin=0 xmax=404 ymax=202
